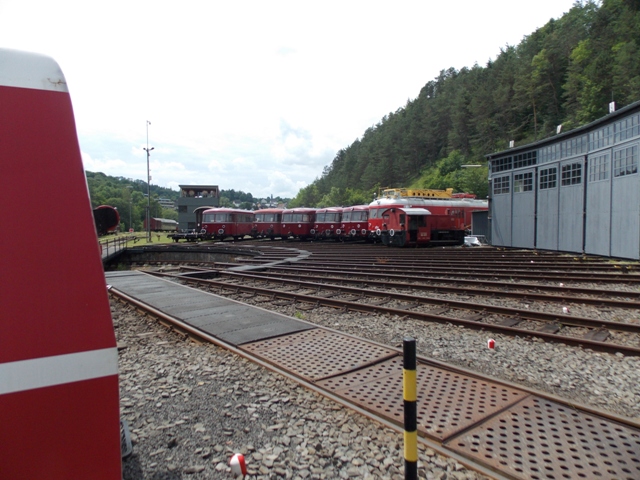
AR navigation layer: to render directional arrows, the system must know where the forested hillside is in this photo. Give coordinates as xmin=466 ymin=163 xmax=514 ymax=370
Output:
xmin=290 ymin=0 xmax=640 ymax=207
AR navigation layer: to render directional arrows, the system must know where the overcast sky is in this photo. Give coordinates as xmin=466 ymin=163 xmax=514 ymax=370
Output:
xmin=1 ymin=0 xmax=578 ymax=199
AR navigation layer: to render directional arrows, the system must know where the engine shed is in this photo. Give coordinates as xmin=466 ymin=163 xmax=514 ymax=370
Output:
xmin=486 ymin=100 xmax=640 ymax=260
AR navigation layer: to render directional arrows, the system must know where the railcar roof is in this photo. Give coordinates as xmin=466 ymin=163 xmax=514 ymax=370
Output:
xmin=0 ymin=48 xmax=68 ymax=92
xmin=399 ymin=208 xmax=431 ymax=215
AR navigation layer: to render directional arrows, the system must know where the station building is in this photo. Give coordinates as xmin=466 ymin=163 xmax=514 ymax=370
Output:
xmin=486 ymin=100 xmax=640 ymax=260
xmin=176 ymin=184 xmax=219 ymax=230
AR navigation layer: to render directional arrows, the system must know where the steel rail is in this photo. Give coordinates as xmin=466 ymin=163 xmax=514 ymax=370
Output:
xmin=216 ymin=270 xmax=640 ymax=333
xmin=238 ymin=256 xmax=632 ymax=271
xmin=267 ymin=263 xmax=640 ymax=284
xmin=110 ymin=285 xmax=640 ymax=480
xmin=155 ymin=272 xmax=640 ymax=356
xmin=108 ymin=287 xmax=513 ymax=480
xmin=211 ymin=267 xmax=640 ymax=308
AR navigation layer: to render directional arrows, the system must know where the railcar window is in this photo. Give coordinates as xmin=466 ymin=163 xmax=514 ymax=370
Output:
xmin=561 ymin=163 xmax=582 ymax=186
xmin=342 ymin=212 xmax=352 ymax=221
xmin=539 ymin=168 xmax=557 ymax=189
xmin=513 ymin=172 xmax=533 ymax=193
xmin=588 ymin=153 xmax=610 ymax=182
xmin=370 ymin=209 xmax=380 ymax=219
xmin=316 ymin=213 xmax=325 ymax=222
xmin=493 ymin=176 xmax=510 ymax=195
xmin=302 ymin=214 xmax=310 ymax=221
xmin=353 ymin=211 xmax=368 ymax=221
xmin=613 ymin=145 xmax=639 ymax=177
xmin=283 ymin=214 xmax=292 ymax=222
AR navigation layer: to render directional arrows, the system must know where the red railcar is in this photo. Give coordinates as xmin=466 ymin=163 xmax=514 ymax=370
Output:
xmin=201 ymin=208 xmax=254 ymax=240
xmin=378 ymin=207 xmax=465 ymax=247
xmin=253 ymin=208 xmax=284 ymax=239
xmin=313 ymin=207 xmax=344 ymax=240
xmin=281 ymin=207 xmax=316 ymax=240
xmin=340 ymin=205 xmax=370 ymax=241
xmin=144 ymin=217 xmax=178 ymax=232
xmin=368 ymin=195 xmax=487 ymax=240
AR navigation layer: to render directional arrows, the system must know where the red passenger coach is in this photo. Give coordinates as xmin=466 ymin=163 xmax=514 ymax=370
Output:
xmin=313 ymin=207 xmax=344 ymax=240
xmin=253 ymin=208 xmax=284 ymax=239
xmin=201 ymin=207 xmax=254 ymax=240
xmin=340 ymin=205 xmax=370 ymax=240
xmin=0 ymin=49 xmax=121 ymax=478
xmin=281 ymin=207 xmax=316 ymax=240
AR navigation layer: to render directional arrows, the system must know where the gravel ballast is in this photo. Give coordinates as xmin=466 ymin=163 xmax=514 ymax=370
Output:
xmin=115 ymin=269 xmax=640 ymax=479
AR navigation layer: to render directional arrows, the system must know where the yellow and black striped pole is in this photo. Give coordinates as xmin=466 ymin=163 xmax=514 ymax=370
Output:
xmin=403 ymin=337 xmax=418 ymax=480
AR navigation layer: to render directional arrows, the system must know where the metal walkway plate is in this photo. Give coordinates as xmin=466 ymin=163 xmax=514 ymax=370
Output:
xmin=445 ymin=395 xmax=640 ymax=480
xmin=240 ymin=329 xmax=398 ymax=382
xmin=105 ymin=271 xmax=314 ymax=345
xmin=317 ymin=356 xmax=526 ymax=441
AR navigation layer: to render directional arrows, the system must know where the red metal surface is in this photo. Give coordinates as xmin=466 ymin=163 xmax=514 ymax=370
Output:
xmin=0 ymin=377 xmax=121 ymax=479
xmin=1 ymin=50 xmax=121 ymax=479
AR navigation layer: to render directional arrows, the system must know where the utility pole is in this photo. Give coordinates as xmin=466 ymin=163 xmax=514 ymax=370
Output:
xmin=143 ymin=120 xmax=154 ymax=242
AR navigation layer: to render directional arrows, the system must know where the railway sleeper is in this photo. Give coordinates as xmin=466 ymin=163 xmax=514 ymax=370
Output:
xmin=582 ymin=328 xmax=610 ymax=342
xmin=537 ymin=323 xmax=562 ymax=334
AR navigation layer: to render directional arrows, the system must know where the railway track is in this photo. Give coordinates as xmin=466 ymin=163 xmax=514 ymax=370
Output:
xmin=154 ymin=270 xmax=640 ymax=356
xmin=108 ymin=266 xmax=640 ymax=480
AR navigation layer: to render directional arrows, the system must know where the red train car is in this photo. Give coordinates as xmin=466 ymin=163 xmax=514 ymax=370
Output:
xmin=368 ymin=195 xmax=487 ymax=239
xmin=281 ymin=207 xmax=316 ymax=240
xmin=1 ymin=48 xmax=121 ymax=479
xmin=378 ymin=207 xmax=465 ymax=247
xmin=340 ymin=205 xmax=370 ymax=240
xmin=144 ymin=217 xmax=178 ymax=232
xmin=252 ymin=208 xmax=284 ymax=239
xmin=201 ymin=208 xmax=254 ymax=240
xmin=313 ymin=207 xmax=343 ymax=240
xmin=93 ymin=205 xmax=120 ymax=235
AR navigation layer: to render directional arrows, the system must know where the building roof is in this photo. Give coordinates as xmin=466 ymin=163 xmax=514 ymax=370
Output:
xmin=486 ymin=99 xmax=640 ymax=160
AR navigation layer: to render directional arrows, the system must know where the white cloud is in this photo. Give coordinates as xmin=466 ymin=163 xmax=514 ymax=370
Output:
xmin=1 ymin=0 xmax=578 ymax=198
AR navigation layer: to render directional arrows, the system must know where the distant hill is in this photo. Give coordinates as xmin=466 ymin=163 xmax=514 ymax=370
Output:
xmin=290 ymin=0 xmax=640 ymax=207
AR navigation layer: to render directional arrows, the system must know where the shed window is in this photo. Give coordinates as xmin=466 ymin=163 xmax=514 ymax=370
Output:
xmin=513 ymin=172 xmax=533 ymax=193
xmin=491 ymin=157 xmax=512 ymax=173
xmin=561 ymin=163 xmax=582 ymax=186
xmin=613 ymin=145 xmax=638 ymax=177
xmin=539 ymin=168 xmax=557 ymax=189
xmin=493 ymin=176 xmax=510 ymax=195
xmin=513 ymin=151 xmax=536 ymax=169
xmin=588 ymin=153 xmax=610 ymax=182
xmin=614 ymin=114 xmax=640 ymax=143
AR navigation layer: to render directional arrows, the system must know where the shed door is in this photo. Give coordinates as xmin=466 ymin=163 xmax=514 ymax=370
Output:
xmin=490 ymin=174 xmax=512 ymax=246
xmin=536 ymin=164 xmax=559 ymax=250
xmin=610 ymin=144 xmax=639 ymax=259
xmin=584 ymin=151 xmax=612 ymax=256
xmin=511 ymin=169 xmax=535 ymax=248
xmin=558 ymin=159 xmax=585 ymax=253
